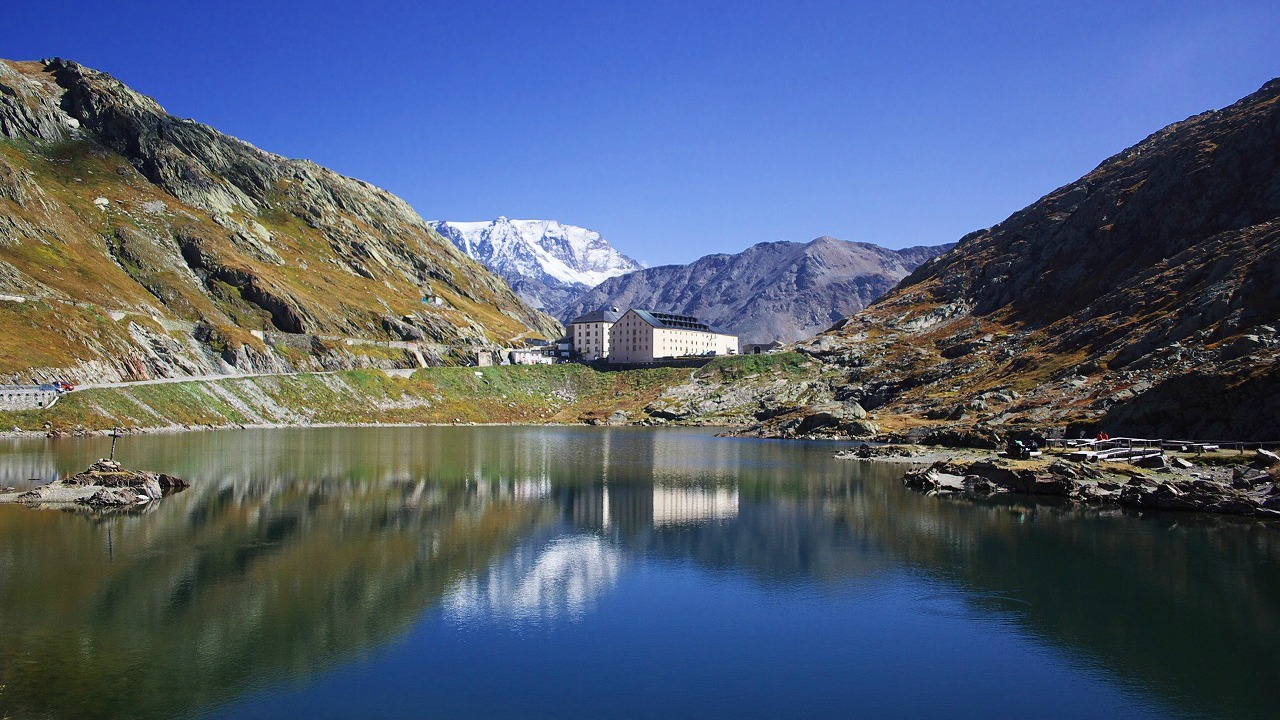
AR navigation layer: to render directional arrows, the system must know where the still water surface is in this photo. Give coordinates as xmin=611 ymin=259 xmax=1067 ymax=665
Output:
xmin=0 ymin=427 xmax=1276 ymax=719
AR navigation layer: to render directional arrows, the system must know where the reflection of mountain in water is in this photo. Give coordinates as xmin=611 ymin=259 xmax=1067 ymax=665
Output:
xmin=839 ymin=490 xmax=1280 ymax=720
xmin=444 ymin=534 xmax=623 ymax=623
xmin=0 ymin=474 xmax=555 ymax=720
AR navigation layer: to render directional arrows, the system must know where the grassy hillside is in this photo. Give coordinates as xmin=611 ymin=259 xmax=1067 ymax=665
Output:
xmin=0 ymin=59 xmax=559 ymax=383
xmin=0 ymin=364 xmax=703 ymax=432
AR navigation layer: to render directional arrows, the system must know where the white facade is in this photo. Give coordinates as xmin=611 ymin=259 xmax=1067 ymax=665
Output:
xmin=608 ymin=309 xmax=737 ymax=364
xmin=569 ymin=308 xmax=622 ymax=361
xmin=571 ymin=320 xmax=614 ymax=361
xmin=509 ymin=348 xmax=555 ymax=365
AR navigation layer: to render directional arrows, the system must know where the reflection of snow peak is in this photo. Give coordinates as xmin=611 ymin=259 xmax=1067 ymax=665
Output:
xmin=444 ymin=535 xmax=622 ymax=623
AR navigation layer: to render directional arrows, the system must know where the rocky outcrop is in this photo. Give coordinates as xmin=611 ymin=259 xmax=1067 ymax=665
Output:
xmin=903 ymin=455 xmax=1280 ymax=518
xmin=0 ymin=58 xmax=559 ymax=383
xmin=4 ymin=460 xmax=189 ymax=507
xmin=784 ymin=77 xmax=1280 ymax=441
xmin=561 ymin=236 xmax=952 ymax=345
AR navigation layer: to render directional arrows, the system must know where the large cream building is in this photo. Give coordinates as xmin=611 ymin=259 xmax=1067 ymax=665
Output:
xmin=607 ymin=309 xmax=737 ymax=363
xmin=568 ymin=308 xmax=622 ymax=361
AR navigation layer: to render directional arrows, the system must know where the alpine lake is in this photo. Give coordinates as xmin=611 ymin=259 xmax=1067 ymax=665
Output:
xmin=0 ymin=426 xmax=1275 ymax=720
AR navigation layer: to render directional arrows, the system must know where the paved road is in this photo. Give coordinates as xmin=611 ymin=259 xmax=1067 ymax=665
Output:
xmin=79 ymin=369 xmax=346 ymax=390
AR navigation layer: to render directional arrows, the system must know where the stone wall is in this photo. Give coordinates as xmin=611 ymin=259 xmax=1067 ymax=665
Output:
xmin=0 ymin=385 xmax=59 ymax=411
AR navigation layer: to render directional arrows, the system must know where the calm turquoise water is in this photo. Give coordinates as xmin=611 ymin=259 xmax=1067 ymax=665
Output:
xmin=0 ymin=426 xmax=1276 ymax=719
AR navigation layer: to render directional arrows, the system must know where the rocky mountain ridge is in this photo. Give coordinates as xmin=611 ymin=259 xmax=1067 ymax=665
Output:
xmin=759 ymin=77 xmax=1280 ymax=441
xmin=0 ymin=58 xmax=559 ymax=383
xmin=560 ymin=236 xmax=953 ymax=344
xmin=429 ymin=217 xmax=642 ymax=313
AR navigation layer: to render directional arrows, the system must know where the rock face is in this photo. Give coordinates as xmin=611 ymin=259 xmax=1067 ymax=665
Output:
xmin=0 ymin=58 xmax=559 ymax=383
xmin=561 ymin=236 xmax=953 ymax=345
xmin=430 ymin=218 xmax=642 ymax=314
xmin=788 ymin=77 xmax=1280 ymax=441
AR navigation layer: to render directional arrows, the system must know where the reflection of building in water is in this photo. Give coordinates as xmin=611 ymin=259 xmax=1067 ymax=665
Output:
xmin=652 ymin=487 xmax=738 ymax=527
xmin=604 ymin=483 xmax=652 ymax=534
xmin=566 ymin=483 xmax=608 ymax=529
xmin=471 ymin=477 xmax=551 ymax=501
xmin=443 ymin=535 xmax=622 ymax=623
xmin=562 ymin=482 xmax=739 ymax=534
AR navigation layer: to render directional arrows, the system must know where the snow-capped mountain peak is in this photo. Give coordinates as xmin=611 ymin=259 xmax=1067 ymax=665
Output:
xmin=429 ymin=217 xmax=643 ymax=312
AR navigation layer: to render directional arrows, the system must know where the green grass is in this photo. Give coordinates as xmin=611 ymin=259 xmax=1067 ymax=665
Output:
xmin=694 ymin=352 xmax=811 ymax=382
xmin=0 ymin=365 xmax=699 ymax=432
xmin=345 ymin=343 xmax=413 ymax=362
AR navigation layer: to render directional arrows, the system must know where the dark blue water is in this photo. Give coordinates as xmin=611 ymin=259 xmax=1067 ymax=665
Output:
xmin=216 ymin=564 xmax=1167 ymax=720
xmin=0 ymin=427 xmax=1275 ymax=720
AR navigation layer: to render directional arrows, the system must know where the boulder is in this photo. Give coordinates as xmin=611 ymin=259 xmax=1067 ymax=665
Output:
xmin=1074 ymin=483 xmax=1120 ymax=503
xmin=645 ymin=403 xmax=686 ymax=421
xmin=1075 ymin=463 xmax=1104 ymax=479
xmin=1219 ymin=334 xmax=1264 ymax=361
xmin=158 ymin=474 xmax=189 ymax=491
xmin=1047 ymin=461 xmax=1079 ymax=479
xmin=795 ymin=409 xmax=841 ymax=435
xmin=962 ymin=460 xmax=1037 ymax=493
xmin=137 ymin=476 xmax=162 ymax=500
xmin=1135 ymin=454 xmax=1167 ymax=469
xmin=964 ymin=475 xmax=1004 ymax=495
xmin=843 ymin=401 xmax=868 ymax=420
xmin=78 ymin=488 xmax=134 ymax=506
xmin=902 ymin=465 xmax=967 ymax=493
xmin=1029 ymin=474 xmax=1076 ymax=497
xmin=842 ymin=419 xmax=880 ymax=437
xmin=926 ymin=471 xmax=967 ymax=493
xmin=1231 ymin=466 xmax=1270 ymax=488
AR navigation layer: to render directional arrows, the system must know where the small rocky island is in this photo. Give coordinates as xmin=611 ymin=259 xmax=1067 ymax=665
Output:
xmin=0 ymin=460 xmax=189 ymax=507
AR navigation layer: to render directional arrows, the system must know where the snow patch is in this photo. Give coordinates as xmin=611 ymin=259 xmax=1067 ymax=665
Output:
xmin=430 ymin=217 xmax=643 ymax=290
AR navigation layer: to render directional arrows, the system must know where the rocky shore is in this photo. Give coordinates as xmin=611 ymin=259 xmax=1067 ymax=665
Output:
xmin=0 ymin=460 xmax=189 ymax=507
xmin=893 ymin=449 xmax=1280 ymax=519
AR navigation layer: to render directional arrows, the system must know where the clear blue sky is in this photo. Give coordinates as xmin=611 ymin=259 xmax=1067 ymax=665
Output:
xmin=5 ymin=1 xmax=1278 ymax=265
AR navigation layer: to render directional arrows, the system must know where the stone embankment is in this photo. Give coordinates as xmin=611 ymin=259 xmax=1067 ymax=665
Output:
xmin=0 ymin=385 xmax=62 ymax=411
xmin=0 ymin=461 xmax=189 ymax=507
xmin=898 ymin=449 xmax=1280 ymax=518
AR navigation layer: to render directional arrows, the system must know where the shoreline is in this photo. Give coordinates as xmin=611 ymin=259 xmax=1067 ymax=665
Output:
xmin=0 ymin=418 xmax=741 ymax=441
xmin=5 ymin=427 xmax=1278 ymax=521
xmin=862 ymin=446 xmax=1280 ymax=520
xmin=833 ymin=444 xmax=992 ymax=465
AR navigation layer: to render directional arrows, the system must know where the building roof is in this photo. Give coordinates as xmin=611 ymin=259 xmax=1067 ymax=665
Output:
xmin=569 ymin=307 xmax=623 ymax=325
xmin=629 ymin=309 xmax=723 ymax=333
